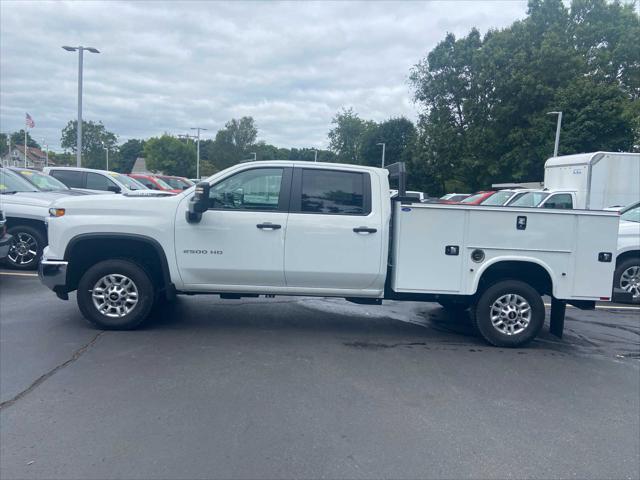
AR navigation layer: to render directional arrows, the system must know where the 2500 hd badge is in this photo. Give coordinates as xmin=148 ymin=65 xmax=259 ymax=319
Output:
xmin=183 ymin=249 xmax=223 ymax=255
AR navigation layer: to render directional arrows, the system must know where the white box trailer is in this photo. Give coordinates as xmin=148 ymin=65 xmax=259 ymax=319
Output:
xmin=544 ymin=152 xmax=640 ymax=209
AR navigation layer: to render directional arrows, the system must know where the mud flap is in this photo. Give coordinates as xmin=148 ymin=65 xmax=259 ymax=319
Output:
xmin=549 ymin=297 xmax=566 ymax=338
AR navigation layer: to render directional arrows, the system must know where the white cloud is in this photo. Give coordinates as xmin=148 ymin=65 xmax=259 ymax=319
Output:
xmin=0 ymin=0 xmax=528 ymax=151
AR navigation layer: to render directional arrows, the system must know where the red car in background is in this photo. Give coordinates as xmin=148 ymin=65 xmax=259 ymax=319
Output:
xmin=155 ymin=175 xmax=194 ymax=191
xmin=127 ymin=174 xmax=181 ymax=194
xmin=457 ymin=191 xmax=497 ymax=205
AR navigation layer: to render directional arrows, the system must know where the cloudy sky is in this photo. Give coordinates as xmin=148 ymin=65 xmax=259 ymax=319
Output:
xmin=1 ymin=1 xmax=528 ymax=151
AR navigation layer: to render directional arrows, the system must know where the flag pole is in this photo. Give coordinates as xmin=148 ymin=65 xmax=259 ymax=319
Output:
xmin=24 ymin=127 xmax=27 ymax=167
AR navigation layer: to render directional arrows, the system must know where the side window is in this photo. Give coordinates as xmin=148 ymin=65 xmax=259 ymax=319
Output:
xmin=298 ymin=169 xmax=369 ymax=215
xmin=209 ymin=168 xmax=284 ymax=211
xmin=137 ymin=178 xmax=157 ymax=189
xmin=86 ymin=172 xmax=117 ymax=191
xmin=50 ymin=170 xmax=83 ymax=188
xmin=543 ymin=194 xmax=573 ymax=209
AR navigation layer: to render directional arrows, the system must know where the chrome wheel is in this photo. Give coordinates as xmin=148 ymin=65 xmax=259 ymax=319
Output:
xmin=620 ymin=265 xmax=640 ymax=300
xmin=91 ymin=274 xmax=139 ymax=318
xmin=8 ymin=232 xmax=38 ymax=266
xmin=489 ymin=294 xmax=531 ymax=335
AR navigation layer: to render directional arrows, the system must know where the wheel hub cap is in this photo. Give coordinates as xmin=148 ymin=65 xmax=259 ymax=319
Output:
xmin=91 ymin=274 xmax=139 ymax=318
xmin=620 ymin=266 xmax=640 ymax=300
xmin=490 ymin=294 xmax=531 ymax=336
xmin=7 ymin=233 xmax=38 ymax=266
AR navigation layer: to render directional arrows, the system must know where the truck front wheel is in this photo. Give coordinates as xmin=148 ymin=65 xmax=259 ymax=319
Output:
xmin=77 ymin=259 xmax=155 ymax=330
xmin=473 ymin=280 xmax=545 ymax=347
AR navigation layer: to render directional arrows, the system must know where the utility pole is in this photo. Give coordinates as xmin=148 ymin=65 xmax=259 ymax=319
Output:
xmin=546 ymin=111 xmax=563 ymax=157
xmin=377 ymin=142 xmax=386 ymax=168
xmin=63 ymin=46 xmax=100 ymax=167
xmin=190 ymin=127 xmax=208 ymax=179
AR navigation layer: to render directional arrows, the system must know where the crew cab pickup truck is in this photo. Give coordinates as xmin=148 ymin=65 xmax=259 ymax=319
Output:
xmin=39 ymin=161 xmax=620 ymax=347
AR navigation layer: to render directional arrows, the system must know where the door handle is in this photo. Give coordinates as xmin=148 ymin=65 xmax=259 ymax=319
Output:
xmin=257 ymin=223 xmax=282 ymax=230
xmin=353 ymin=227 xmax=377 ymax=234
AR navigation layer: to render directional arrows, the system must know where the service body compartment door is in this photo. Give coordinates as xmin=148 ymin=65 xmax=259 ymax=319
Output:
xmin=284 ymin=167 xmax=385 ymax=290
xmin=391 ymin=203 xmax=466 ymax=293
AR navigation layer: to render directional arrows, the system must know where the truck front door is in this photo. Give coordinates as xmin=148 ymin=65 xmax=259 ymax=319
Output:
xmin=284 ymin=167 xmax=385 ymax=291
xmin=175 ymin=167 xmax=292 ymax=288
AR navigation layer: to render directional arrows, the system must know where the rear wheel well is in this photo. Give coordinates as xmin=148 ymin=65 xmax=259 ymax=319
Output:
xmin=65 ymin=236 xmax=169 ymax=295
xmin=477 ymin=261 xmax=553 ymax=296
xmin=616 ymin=250 xmax=640 ymax=266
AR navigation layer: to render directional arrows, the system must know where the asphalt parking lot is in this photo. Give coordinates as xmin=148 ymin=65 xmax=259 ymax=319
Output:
xmin=1 ymin=269 xmax=639 ymax=480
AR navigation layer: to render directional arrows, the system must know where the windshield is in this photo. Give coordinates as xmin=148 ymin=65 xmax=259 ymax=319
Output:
xmin=15 ymin=169 xmax=69 ymax=191
xmin=621 ymin=205 xmax=640 ymax=223
xmin=481 ymin=191 xmax=514 ymax=206
xmin=151 ymin=176 xmax=173 ymax=190
xmin=161 ymin=176 xmax=193 ymax=189
xmin=509 ymin=191 xmax=550 ymax=207
xmin=109 ymin=173 xmax=148 ymax=190
xmin=0 ymin=169 xmax=39 ymax=193
xmin=461 ymin=192 xmax=488 ymax=204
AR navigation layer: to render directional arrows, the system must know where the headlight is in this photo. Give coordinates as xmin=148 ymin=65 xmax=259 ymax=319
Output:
xmin=49 ymin=208 xmax=65 ymax=217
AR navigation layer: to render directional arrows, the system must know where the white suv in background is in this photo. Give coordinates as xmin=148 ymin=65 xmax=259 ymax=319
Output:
xmin=43 ymin=167 xmax=173 ymax=196
xmin=615 ymin=202 xmax=640 ymax=303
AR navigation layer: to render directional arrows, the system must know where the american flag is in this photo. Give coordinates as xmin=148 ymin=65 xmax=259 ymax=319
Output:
xmin=25 ymin=113 xmax=35 ymax=128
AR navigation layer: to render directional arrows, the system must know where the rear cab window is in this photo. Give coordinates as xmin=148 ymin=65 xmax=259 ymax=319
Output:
xmin=292 ymin=168 xmax=371 ymax=215
xmin=49 ymin=170 xmax=84 ymax=188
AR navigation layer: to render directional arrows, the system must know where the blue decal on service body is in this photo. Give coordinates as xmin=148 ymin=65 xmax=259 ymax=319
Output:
xmin=401 ymin=207 xmax=412 ymax=212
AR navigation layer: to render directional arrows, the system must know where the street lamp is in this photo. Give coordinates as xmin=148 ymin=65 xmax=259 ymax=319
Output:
xmin=312 ymin=149 xmax=318 ymax=162
xmin=62 ymin=45 xmax=100 ymax=167
xmin=190 ymin=127 xmax=208 ymax=179
xmin=546 ymin=111 xmax=563 ymax=157
xmin=377 ymin=142 xmax=386 ymax=168
xmin=44 ymin=144 xmax=49 ymax=167
xmin=103 ymin=144 xmax=109 ymax=171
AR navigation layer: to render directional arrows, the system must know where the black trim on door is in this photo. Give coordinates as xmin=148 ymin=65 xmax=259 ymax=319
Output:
xmin=290 ymin=167 xmax=372 ymax=216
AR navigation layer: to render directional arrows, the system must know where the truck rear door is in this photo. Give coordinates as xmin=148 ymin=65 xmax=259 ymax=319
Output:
xmin=283 ymin=166 xmax=385 ymax=291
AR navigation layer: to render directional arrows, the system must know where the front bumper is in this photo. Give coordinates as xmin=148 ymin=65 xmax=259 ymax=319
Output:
xmin=38 ymin=259 xmax=69 ymax=299
xmin=0 ymin=233 xmax=12 ymax=260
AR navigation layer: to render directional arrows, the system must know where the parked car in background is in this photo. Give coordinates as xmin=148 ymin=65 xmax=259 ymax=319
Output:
xmin=0 ymin=168 xmax=73 ymax=270
xmin=457 ymin=191 xmax=496 ymax=205
xmin=614 ymin=201 xmax=640 ymax=304
xmin=128 ymin=174 xmax=181 ymax=193
xmin=7 ymin=167 xmax=93 ymax=195
xmin=0 ymin=209 xmax=12 ymax=262
xmin=389 ymin=190 xmax=426 ymax=201
xmin=479 ymin=190 xmax=519 ymax=206
xmin=507 ymin=189 xmax=575 ymax=209
xmin=440 ymin=193 xmax=470 ymax=202
xmin=544 ymin=152 xmax=640 ymax=210
xmin=156 ymin=175 xmax=194 ymax=190
xmin=44 ymin=167 xmax=173 ymax=196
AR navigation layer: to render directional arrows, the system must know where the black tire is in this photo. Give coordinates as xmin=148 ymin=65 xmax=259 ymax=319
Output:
xmin=5 ymin=224 xmax=46 ymax=270
xmin=472 ymin=280 xmax=545 ymax=347
xmin=613 ymin=257 xmax=640 ymax=304
xmin=77 ymin=259 xmax=155 ymax=330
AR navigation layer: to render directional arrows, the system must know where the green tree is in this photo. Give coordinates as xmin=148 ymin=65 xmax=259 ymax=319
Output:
xmin=328 ymin=108 xmax=374 ymax=164
xmin=60 ymin=120 xmax=118 ymax=169
xmin=10 ymin=130 xmax=40 ymax=148
xmin=113 ymin=139 xmax=145 ymax=173
xmin=144 ymin=134 xmax=196 ymax=177
xmin=0 ymin=133 xmax=8 ymax=157
xmin=360 ymin=117 xmax=416 ymax=168
xmin=409 ymin=0 xmax=639 ymax=194
xmin=204 ymin=116 xmax=258 ymax=170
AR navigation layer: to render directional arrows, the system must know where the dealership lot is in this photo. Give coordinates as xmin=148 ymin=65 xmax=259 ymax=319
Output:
xmin=1 ymin=270 xmax=639 ymax=479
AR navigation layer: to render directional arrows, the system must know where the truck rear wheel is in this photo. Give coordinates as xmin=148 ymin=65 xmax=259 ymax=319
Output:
xmin=77 ymin=259 xmax=155 ymax=330
xmin=472 ymin=280 xmax=544 ymax=347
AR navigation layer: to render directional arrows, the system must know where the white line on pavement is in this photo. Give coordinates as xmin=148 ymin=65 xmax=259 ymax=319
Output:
xmin=544 ymin=303 xmax=640 ymax=311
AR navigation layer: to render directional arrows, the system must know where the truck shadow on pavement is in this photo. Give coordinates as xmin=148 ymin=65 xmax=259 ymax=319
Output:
xmin=145 ymin=296 xmax=639 ymax=361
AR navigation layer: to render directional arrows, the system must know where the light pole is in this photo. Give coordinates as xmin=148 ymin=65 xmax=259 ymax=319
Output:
xmin=62 ymin=45 xmax=100 ymax=167
xmin=377 ymin=142 xmax=386 ymax=168
xmin=44 ymin=144 xmax=49 ymax=167
xmin=190 ymin=127 xmax=208 ymax=179
xmin=312 ymin=149 xmax=318 ymax=162
xmin=547 ymin=111 xmax=562 ymax=157
xmin=104 ymin=144 xmax=109 ymax=170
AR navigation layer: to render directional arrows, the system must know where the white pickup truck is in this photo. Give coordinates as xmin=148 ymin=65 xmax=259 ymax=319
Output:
xmin=39 ymin=161 xmax=621 ymax=347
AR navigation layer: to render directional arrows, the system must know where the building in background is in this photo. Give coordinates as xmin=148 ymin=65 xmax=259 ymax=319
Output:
xmin=1 ymin=145 xmax=52 ymax=170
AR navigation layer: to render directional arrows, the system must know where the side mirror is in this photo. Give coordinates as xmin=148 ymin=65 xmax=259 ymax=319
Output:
xmin=186 ymin=181 xmax=210 ymax=223
xmin=108 ymin=185 xmax=121 ymax=193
